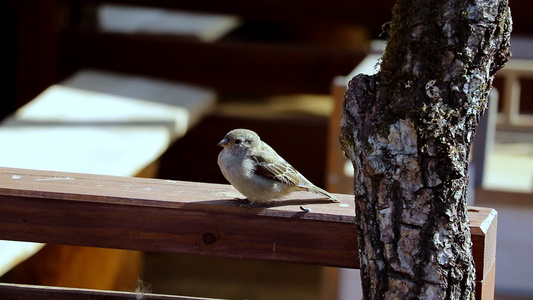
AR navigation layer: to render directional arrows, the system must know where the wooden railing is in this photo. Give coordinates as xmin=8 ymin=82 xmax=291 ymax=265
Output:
xmin=497 ymin=59 xmax=533 ymax=131
xmin=0 ymin=167 xmax=497 ymax=299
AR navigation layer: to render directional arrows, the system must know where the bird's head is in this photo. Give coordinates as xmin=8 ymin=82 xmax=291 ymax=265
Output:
xmin=218 ymin=129 xmax=260 ymax=153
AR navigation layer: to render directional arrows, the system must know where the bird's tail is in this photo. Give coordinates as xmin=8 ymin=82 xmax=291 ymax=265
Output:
xmin=309 ymin=186 xmax=340 ymax=202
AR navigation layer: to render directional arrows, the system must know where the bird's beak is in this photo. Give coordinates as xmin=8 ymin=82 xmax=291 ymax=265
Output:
xmin=217 ymin=138 xmax=230 ymax=148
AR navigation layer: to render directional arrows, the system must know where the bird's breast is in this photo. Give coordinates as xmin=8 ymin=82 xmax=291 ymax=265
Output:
xmin=218 ymin=150 xmax=253 ymax=181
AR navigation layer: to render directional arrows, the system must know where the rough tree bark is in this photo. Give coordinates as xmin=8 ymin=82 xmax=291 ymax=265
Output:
xmin=339 ymin=0 xmax=511 ymax=299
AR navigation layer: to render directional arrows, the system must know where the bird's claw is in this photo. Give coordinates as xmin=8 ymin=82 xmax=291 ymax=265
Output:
xmin=230 ymin=198 xmax=258 ymax=208
xmin=231 ymin=197 xmax=250 ymax=203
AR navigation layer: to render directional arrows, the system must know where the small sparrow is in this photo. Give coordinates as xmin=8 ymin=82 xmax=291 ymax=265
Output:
xmin=217 ymin=129 xmax=340 ymax=205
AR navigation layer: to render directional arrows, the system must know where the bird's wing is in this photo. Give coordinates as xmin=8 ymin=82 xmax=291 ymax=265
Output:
xmin=250 ymin=143 xmax=339 ymax=202
xmin=250 ymin=146 xmax=302 ymax=187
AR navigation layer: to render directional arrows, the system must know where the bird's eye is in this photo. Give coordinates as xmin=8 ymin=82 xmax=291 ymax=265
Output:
xmin=234 ymin=139 xmax=242 ymax=144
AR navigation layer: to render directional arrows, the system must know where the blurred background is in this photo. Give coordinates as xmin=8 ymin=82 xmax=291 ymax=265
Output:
xmin=0 ymin=1 xmax=532 ymax=299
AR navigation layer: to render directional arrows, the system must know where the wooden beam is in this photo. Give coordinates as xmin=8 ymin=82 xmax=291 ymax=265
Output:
xmin=0 ymin=167 xmax=496 ymax=275
xmin=0 ymin=283 xmax=218 ymax=300
xmin=326 ymin=76 xmax=354 ymax=194
xmin=476 ymin=188 xmax=533 ymax=208
xmin=62 ymin=31 xmax=365 ymax=95
xmin=73 ymin=0 xmax=533 ymax=36
xmin=0 ymin=167 xmax=358 ymax=268
xmin=470 ymin=207 xmax=498 ymax=300
xmin=75 ymin=0 xmax=397 ymax=29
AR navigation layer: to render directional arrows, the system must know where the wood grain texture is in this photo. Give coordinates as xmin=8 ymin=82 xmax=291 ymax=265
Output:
xmin=0 ymin=167 xmax=494 ymax=273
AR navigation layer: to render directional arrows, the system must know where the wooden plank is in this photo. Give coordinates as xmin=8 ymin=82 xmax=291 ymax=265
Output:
xmin=469 ymin=206 xmax=498 ymax=299
xmin=96 ymin=4 xmax=241 ymax=42
xmin=502 ymin=73 xmax=521 ymax=125
xmin=1 ymin=161 xmax=158 ymax=290
xmin=476 ymin=188 xmax=533 ymax=208
xmin=77 ymin=0 xmax=397 ymax=29
xmin=0 ymin=167 xmax=358 ymax=268
xmin=326 ymin=76 xmax=354 ymax=194
xmin=63 ymin=31 xmax=365 ymax=95
xmin=0 ymin=167 xmax=495 ymax=273
xmin=78 ymin=0 xmax=533 ymax=36
xmin=476 ymin=261 xmax=496 ymax=300
xmin=318 ymin=267 xmax=340 ymax=300
xmin=0 ymin=283 xmax=218 ymax=300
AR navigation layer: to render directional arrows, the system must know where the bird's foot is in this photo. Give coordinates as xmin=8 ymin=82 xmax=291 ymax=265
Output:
xmin=231 ymin=198 xmax=256 ymax=207
xmin=231 ymin=197 xmax=250 ymax=204
xmin=244 ymin=202 xmax=262 ymax=208
xmin=231 ymin=198 xmax=270 ymax=208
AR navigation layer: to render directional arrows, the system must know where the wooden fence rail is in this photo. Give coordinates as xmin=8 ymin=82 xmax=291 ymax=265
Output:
xmin=0 ymin=167 xmax=497 ymax=299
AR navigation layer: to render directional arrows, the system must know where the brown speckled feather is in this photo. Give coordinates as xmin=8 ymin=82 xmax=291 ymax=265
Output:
xmin=251 ymin=154 xmax=302 ymax=187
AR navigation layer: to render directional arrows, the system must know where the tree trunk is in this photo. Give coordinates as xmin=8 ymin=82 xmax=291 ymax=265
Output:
xmin=339 ymin=0 xmax=511 ymax=299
